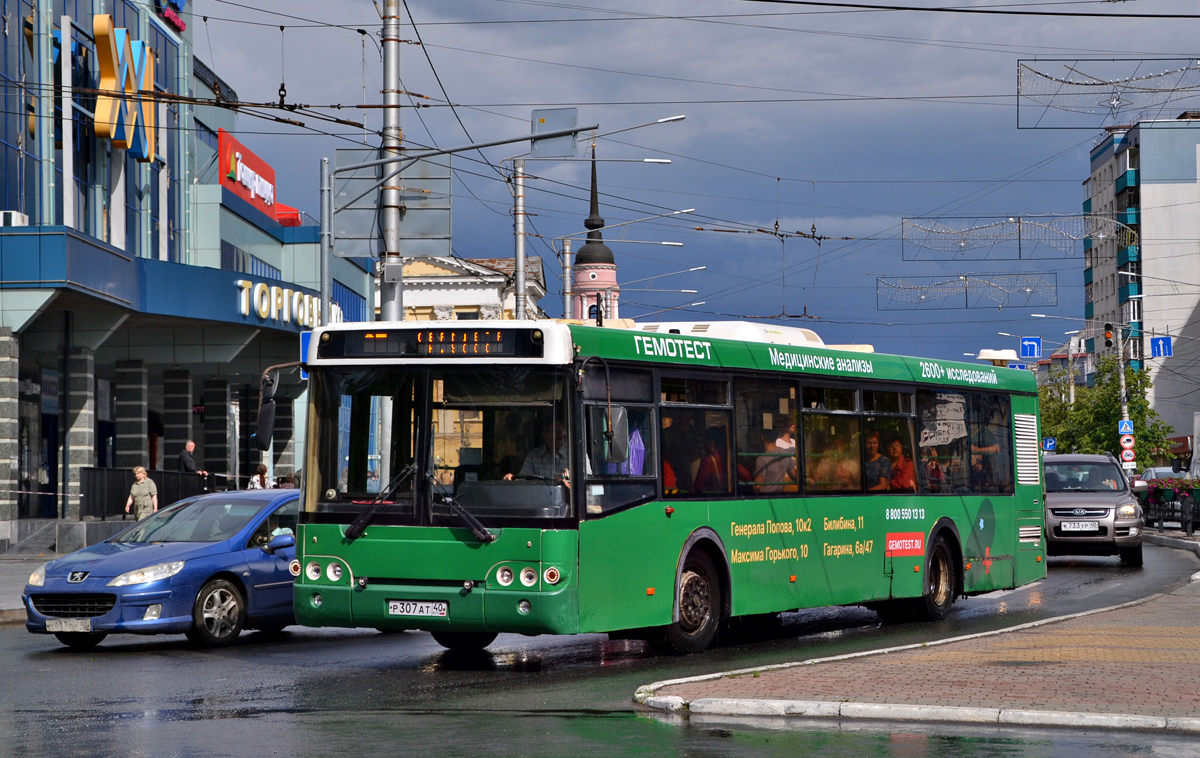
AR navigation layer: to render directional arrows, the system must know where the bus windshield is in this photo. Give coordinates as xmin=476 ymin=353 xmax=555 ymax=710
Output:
xmin=310 ymin=366 xmax=573 ymax=523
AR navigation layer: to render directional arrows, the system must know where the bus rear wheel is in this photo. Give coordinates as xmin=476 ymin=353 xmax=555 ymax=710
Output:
xmin=431 ymin=630 xmax=497 ymax=652
xmin=654 ymin=550 xmax=721 ymax=655
xmin=913 ymin=534 xmax=956 ymax=622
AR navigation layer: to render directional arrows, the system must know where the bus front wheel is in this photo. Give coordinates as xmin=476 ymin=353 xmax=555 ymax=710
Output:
xmin=914 ymin=534 xmax=957 ymax=622
xmin=654 ymin=550 xmax=722 ymax=655
xmin=431 ymin=630 xmax=497 ymax=652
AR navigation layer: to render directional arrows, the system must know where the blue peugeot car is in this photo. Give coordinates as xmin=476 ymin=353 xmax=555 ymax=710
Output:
xmin=23 ymin=489 xmax=299 ymax=650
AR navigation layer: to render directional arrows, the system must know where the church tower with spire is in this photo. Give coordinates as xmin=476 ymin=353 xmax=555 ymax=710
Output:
xmin=571 ymin=146 xmax=618 ymax=320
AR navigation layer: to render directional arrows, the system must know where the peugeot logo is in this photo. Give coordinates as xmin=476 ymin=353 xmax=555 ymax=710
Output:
xmin=67 ymin=571 xmax=89 ymax=583
xmin=1071 ymin=508 xmax=1087 ymax=516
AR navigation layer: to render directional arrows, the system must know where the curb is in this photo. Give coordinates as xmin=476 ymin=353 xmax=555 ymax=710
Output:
xmin=0 ymin=608 xmax=25 ymax=626
xmin=635 ymin=593 xmax=1160 ymax=704
xmin=670 ymin=698 xmax=1200 ymax=733
xmin=1145 ymin=532 xmax=1200 ymax=557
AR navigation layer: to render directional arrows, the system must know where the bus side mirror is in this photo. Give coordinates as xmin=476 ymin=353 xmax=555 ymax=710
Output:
xmin=603 ymin=406 xmax=630 ymax=463
xmin=252 ymin=370 xmax=279 ymax=452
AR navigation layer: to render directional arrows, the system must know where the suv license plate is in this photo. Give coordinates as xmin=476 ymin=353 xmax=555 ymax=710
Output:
xmin=46 ymin=618 xmax=92 ymax=633
xmin=1062 ymin=521 xmax=1099 ymax=532
xmin=387 ymin=600 xmax=448 ymax=618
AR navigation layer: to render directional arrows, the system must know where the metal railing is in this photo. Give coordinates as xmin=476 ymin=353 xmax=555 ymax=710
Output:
xmin=78 ymin=469 xmax=225 ymax=520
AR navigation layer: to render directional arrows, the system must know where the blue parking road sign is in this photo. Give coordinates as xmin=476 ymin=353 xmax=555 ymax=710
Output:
xmin=1043 ymin=437 xmax=1057 ymax=451
xmin=1151 ymin=337 xmax=1173 ymax=358
xmin=1020 ymin=336 xmax=1042 ymax=359
xmin=1118 ymin=419 xmax=1134 ymax=435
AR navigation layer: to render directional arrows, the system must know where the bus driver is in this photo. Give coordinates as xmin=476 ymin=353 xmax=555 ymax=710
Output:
xmin=504 ymin=421 xmax=570 ymax=483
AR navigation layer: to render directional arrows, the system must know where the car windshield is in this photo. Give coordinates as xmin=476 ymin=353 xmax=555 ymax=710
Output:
xmin=114 ymin=498 xmax=269 ymax=543
xmin=1045 ymin=462 xmax=1124 ymax=493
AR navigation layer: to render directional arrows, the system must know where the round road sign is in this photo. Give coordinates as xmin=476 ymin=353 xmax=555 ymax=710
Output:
xmin=1120 ymin=434 xmax=1135 ymax=449
xmin=1120 ymin=448 xmax=1136 ymax=462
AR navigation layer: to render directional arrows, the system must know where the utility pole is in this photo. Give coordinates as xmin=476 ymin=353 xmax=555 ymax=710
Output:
xmin=1116 ymin=322 xmax=1130 ymax=423
xmin=513 ymin=158 xmax=527 ymax=320
xmin=1068 ymin=334 xmax=1076 ymax=406
xmin=561 ymin=239 xmax=572 ymax=318
xmin=379 ymin=0 xmax=404 ymax=322
xmin=320 ymin=158 xmax=331 ymax=325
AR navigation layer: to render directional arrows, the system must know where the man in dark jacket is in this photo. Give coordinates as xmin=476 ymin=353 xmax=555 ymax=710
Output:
xmin=178 ymin=440 xmax=208 ymax=477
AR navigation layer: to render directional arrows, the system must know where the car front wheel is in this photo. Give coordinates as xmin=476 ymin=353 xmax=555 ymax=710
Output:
xmin=186 ymin=579 xmax=246 ymax=648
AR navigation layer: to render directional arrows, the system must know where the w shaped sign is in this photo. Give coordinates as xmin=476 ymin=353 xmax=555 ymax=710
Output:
xmin=93 ymin=15 xmax=156 ymax=163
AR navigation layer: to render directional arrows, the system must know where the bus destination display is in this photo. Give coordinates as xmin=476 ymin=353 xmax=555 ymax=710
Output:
xmin=325 ymin=328 xmax=543 ymax=359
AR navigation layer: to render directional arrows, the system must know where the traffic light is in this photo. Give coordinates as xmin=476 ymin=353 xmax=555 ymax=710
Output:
xmin=1104 ymin=322 xmax=1114 ymax=348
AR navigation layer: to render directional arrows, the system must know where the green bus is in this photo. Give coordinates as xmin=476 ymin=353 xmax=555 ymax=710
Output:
xmin=290 ymin=319 xmax=1046 ymax=653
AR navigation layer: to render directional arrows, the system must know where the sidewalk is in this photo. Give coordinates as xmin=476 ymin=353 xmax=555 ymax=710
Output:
xmin=637 ymin=532 xmax=1200 ymax=733
xmin=0 ymin=554 xmax=53 ymax=625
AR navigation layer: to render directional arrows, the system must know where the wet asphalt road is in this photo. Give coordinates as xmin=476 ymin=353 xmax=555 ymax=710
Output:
xmin=3 ymin=545 xmax=1198 ymax=758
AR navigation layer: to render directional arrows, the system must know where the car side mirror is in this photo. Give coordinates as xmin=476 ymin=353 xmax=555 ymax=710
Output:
xmin=1131 ymin=479 xmax=1148 ymax=494
xmin=263 ymin=532 xmax=295 ymax=554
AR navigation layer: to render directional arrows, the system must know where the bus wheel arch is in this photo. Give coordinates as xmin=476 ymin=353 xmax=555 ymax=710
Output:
xmin=916 ymin=519 xmax=962 ymax=622
xmin=653 ymin=529 xmax=729 ymax=654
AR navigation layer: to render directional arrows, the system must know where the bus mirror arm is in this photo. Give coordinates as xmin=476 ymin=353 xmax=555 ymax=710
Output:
xmin=251 ymin=362 xmax=302 ymax=452
xmin=576 ymin=355 xmax=629 ymax=463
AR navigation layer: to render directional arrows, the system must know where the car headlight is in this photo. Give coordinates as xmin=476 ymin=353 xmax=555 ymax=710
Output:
xmin=28 ymin=563 xmax=47 ymax=587
xmin=1117 ymin=503 xmax=1139 ymax=519
xmin=107 ymin=561 xmax=186 ymax=587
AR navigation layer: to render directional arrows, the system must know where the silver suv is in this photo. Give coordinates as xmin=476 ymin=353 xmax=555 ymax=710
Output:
xmin=1044 ymin=453 xmax=1147 ymax=567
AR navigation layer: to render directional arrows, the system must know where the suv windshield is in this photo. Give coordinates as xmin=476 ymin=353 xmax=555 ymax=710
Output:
xmin=1045 ymin=462 xmax=1125 ymax=493
xmin=115 ymin=498 xmax=267 ymax=543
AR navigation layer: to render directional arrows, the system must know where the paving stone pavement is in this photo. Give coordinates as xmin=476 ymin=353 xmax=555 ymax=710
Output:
xmin=637 ymin=534 xmax=1200 ymax=732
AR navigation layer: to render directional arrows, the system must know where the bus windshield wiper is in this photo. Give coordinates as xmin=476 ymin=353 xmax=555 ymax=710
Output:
xmin=344 ymin=463 xmax=417 ymax=541
xmin=429 ymin=475 xmax=496 ymax=543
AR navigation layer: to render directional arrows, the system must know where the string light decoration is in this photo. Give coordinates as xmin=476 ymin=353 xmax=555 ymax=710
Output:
xmin=901 ymin=215 xmax=1137 ymax=260
xmin=876 ymin=273 xmax=1058 ymax=310
xmin=1017 ymin=59 xmax=1200 ymax=128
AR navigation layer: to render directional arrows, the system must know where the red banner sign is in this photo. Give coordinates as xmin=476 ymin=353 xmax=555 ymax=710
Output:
xmin=885 ymin=532 xmax=926 ymax=557
xmin=219 ymin=128 xmax=277 ymax=218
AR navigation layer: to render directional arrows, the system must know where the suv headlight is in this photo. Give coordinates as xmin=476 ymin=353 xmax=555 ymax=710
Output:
xmin=1116 ymin=503 xmax=1139 ymax=519
xmin=107 ymin=561 xmax=186 ymax=587
xmin=28 ymin=563 xmax=47 ymax=587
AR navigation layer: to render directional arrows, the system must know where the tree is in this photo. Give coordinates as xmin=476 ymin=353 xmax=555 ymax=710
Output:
xmin=1038 ymin=355 xmax=1173 ymax=468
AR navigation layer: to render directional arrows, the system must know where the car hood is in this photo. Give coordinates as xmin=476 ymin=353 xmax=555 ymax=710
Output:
xmin=1046 ymin=490 xmax=1134 ymax=507
xmin=42 ymin=540 xmax=231 ymax=579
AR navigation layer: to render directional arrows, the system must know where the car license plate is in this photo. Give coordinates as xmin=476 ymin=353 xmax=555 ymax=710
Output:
xmin=1061 ymin=521 xmax=1100 ymax=532
xmin=387 ymin=600 xmax=448 ymax=618
xmin=46 ymin=618 xmax=92 ymax=633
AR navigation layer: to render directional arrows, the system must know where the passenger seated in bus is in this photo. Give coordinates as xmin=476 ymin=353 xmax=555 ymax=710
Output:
xmin=504 ymin=421 xmax=570 ymax=483
xmin=755 ymin=418 xmax=798 ymax=494
xmin=863 ymin=431 xmax=891 ymax=492
xmin=971 ymin=454 xmax=990 ymax=491
xmin=922 ymin=447 xmax=946 ymax=492
xmin=693 ymin=426 xmax=729 ymax=493
xmin=660 ymin=413 xmax=700 ymax=492
xmin=887 ymin=438 xmax=917 ymax=492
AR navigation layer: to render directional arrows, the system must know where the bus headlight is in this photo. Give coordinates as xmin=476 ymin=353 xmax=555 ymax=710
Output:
xmin=306 ymin=562 xmax=322 ymax=581
xmin=543 ymin=567 xmax=561 ymax=585
xmin=520 ymin=567 xmax=537 ymax=587
xmin=289 ymin=560 xmax=301 ymax=576
xmin=497 ymin=566 xmax=514 ymax=586
xmin=518 ymin=600 xmax=531 ymax=614
xmin=326 ymin=563 xmax=343 ymax=582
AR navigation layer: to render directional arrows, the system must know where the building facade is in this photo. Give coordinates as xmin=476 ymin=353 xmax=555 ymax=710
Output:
xmin=0 ymin=0 xmax=370 ymax=530
xmin=1084 ymin=114 xmax=1200 ymax=441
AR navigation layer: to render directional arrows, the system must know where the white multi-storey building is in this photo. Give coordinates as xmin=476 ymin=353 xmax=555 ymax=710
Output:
xmin=1084 ymin=114 xmax=1200 ymax=445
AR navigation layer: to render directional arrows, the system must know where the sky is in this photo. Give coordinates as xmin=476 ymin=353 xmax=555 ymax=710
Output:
xmin=188 ymin=0 xmax=1200 ymax=362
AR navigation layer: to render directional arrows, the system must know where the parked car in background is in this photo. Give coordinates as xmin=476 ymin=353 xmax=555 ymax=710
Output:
xmin=1137 ymin=466 xmax=1177 ymax=483
xmin=1044 ymin=453 xmax=1147 ymax=567
xmin=23 ymin=490 xmax=299 ymax=650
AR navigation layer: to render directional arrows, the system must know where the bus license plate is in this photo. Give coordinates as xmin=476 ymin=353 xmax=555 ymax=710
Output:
xmin=46 ymin=618 xmax=92 ymax=633
xmin=387 ymin=600 xmax=448 ymax=618
xmin=1061 ymin=521 xmax=1099 ymax=532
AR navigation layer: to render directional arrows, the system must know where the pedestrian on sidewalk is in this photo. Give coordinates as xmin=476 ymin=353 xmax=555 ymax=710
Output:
xmin=124 ymin=466 xmax=158 ymax=520
xmin=248 ymin=464 xmax=274 ymax=490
